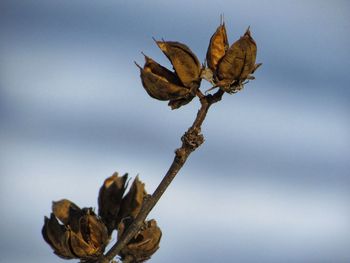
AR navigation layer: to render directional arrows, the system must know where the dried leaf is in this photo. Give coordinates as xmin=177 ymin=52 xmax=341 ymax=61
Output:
xmin=156 ymin=40 xmax=201 ymax=89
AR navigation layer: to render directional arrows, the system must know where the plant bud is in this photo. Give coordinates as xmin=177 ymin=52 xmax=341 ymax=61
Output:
xmin=206 ymin=22 xmax=229 ymax=73
xmin=156 ymin=40 xmax=201 ymax=90
xmin=118 ymin=219 xmax=162 ymax=262
xmin=42 ymin=202 xmax=109 ymax=260
xmin=98 ymin=172 xmax=128 ymax=235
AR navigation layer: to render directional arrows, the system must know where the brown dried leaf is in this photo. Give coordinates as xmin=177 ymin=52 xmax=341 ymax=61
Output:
xmin=206 ymin=22 xmax=229 ymax=73
xmin=156 ymin=40 xmax=201 ymax=89
xmin=98 ymin=172 xmax=128 ymax=235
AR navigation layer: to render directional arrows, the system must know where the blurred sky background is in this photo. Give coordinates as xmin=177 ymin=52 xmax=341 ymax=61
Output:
xmin=1 ymin=0 xmax=349 ymax=262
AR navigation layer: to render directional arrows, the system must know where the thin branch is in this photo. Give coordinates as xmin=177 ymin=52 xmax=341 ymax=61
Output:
xmin=98 ymin=89 xmax=224 ymax=263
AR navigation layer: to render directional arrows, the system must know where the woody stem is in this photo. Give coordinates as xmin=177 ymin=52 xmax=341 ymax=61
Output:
xmin=99 ymin=89 xmax=224 ymax=263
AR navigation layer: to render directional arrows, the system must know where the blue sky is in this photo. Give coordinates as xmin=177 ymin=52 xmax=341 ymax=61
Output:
xmin=1 ymin=1 xmax=349 ymax=262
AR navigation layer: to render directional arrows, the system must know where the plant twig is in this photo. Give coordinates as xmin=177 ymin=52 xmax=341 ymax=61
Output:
xmin=98 ymin=89 xmax=224 ymax=263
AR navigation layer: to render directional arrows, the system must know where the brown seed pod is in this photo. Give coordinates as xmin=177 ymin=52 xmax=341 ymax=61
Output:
xmin=136 ymin=61 xmax=191 ymax=101
xmin=118 ymin=219 xmax=162 ymax=262
xmin=143 ymin=54 xmax=183 ymax=86
xmin=218 ymin=28 xmax=257 ymax=83
xmin=118 ymin=176 xmax=147 ymax=220
xmin=168 ymin=94 xmax=195 ymax=110
xmin=98 ymin=172 xmax=128 ymax=235
xmin=239 ymin=29 xmax=257 ymax=80
xmin=156 ymin=40 xmax=201 ymax=89
xmin=42 ymin=214 xmax=75 ymax=259
xmin=206 ymin=22 xmax=229 ymax=73
xmin=42 ymin=205 xmax=109 ymax=260
xmin=52 ymin=199 xmax=81 ymax=225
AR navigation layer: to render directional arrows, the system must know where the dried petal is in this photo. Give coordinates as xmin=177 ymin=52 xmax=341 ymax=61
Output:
xmin=98 ymin=172 xmax=128 ymax=235
xmin=156 ymin=40 xmax=201 ymax=89
xmin=206 ymin=22 xmax=229 ymax=73
xmin=119 ymin=219 xmax=162 ymax=262
xmin=118 ymin=176 xmax=146 ymax=221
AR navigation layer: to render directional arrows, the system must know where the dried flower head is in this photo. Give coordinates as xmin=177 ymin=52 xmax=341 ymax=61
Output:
xmin=42 ymin=200 xmax=109 ymax=261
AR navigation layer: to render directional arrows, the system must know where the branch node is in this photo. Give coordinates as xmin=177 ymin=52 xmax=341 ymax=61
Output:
xmin=181 ymin=129 xmax=204 ymax=151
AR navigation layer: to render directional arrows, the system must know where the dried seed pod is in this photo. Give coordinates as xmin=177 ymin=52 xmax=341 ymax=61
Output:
xmin=143 ymin=54 xmax=183 ymax=86
xmin=168 ymin=94 xmax=195 ymax=109
xmin=238 ymin=29 xmax=257 ymax=80
xmin=42 ymin=214 xmax=75 ymax=259
xmin=118 ymin=219 xmax=162 ymax=262
xmin=52 ymin=199 xmax=81 ymax=225
xmin=42 ymin=202 xmax=109 ymax=260
xmin=136 ymin=58 xmax=191 ymax=101
xmin=156 ymin=40 xmax=201 ymax=89
xmin=206 ymin=22 xmax=229 ymax=73
xmin=98 ymin=172 xmax=129 ymax=235
xmin=118 ymin=176 xmax=147 ymax=221
xmin=218 ymin=28 xmax=258 ymax=84
xmin=69 ymin=210 xmax=109 ymax=258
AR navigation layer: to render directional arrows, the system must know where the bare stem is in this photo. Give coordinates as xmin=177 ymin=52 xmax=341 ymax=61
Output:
xmin=98 ymin=89 xmax=224 ymax=263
